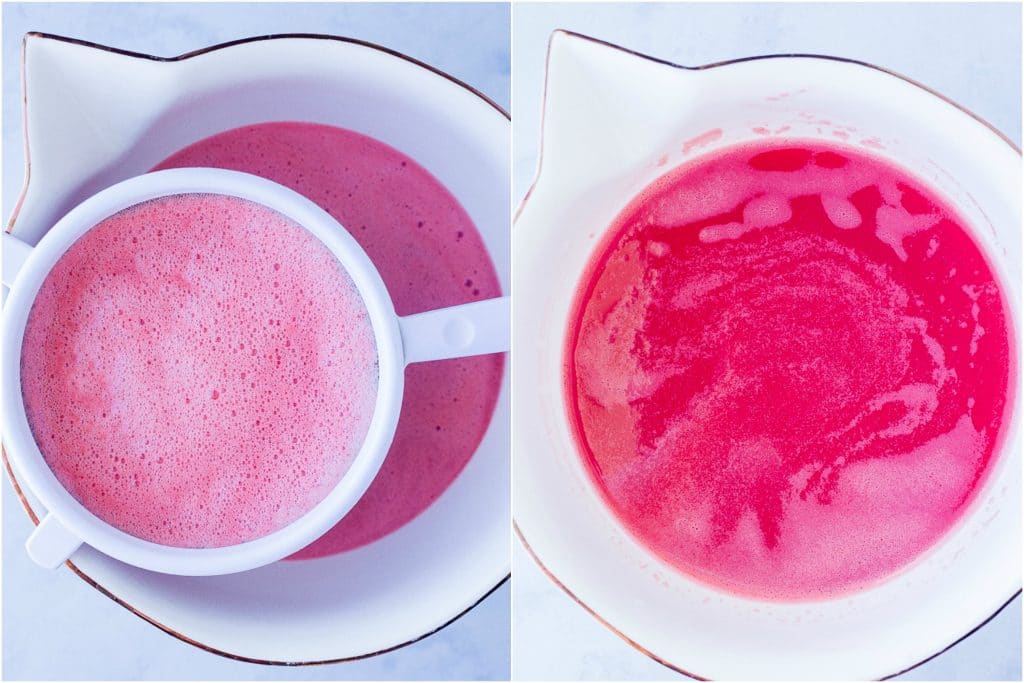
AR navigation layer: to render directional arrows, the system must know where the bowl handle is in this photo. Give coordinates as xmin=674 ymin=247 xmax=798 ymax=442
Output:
xmin=399 ymin=296 xmax=510 ymax=364
xmin=26 ymin=512 xmax=83 ymax=569
xmin=3 ymin=233 xmax=34 ymax=287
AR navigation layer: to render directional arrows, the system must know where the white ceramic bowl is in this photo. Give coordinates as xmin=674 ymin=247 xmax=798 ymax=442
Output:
xmin=5 ymin=32 xmax=509 ymax=662
xmin=514 ymin=31 xmax=1020 ymax=680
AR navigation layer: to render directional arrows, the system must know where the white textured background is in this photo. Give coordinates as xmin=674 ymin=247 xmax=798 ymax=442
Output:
xmin=1 ymin=3 xmax=510 ymax=680
xmin=512 ymin=2 xmax=1022 ymax=681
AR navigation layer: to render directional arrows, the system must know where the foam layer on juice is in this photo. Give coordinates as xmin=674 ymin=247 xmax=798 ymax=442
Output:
xmin=566 ymin=141 xmax=1013 ymax=600
xmin=21 ymin=194 xmax=379 ymax=548
xmin=152 ymin=122 xmax=503 ymax=556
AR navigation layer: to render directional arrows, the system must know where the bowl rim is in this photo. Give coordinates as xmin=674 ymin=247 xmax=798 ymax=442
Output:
xmin=5 ymin=29 xmax=510 ymax=666
xmin=513 ymin=28 xmax=1022 ymax=681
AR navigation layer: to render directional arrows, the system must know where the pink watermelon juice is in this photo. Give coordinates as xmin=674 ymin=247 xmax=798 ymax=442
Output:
xmin=152 ymin=122 xmax=504 ymax=556
xmin=565 ymin=141 xmax=1014 ymax=600
xmin=22 ymin=193 xmax=378 ymax=548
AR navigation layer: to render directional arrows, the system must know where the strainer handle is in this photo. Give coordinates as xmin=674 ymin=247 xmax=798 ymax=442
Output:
xmin=399 ymin=296 xmax=510 ymax=365
xmin=2 ymin=232 xmax=34 ymax=287
xmin=26 ymin=512 xmax=83 ymax=569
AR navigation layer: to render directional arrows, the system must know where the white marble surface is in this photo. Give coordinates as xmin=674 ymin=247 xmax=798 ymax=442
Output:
xmin=1 ymin=3 xmax=510 ymax=680
xmin=511 ymin=3 xmax=1021 ymax=681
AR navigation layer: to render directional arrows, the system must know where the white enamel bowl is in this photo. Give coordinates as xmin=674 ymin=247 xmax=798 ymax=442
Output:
xmin=5 ymin=33 xmax=509 ymax=662
xmin=514 ymin=31 xmax=1020 ymax=680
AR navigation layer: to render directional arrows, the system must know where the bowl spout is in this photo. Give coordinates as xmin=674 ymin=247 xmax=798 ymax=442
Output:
xmin=540 ymin=31 xmax=706 ymax=187
xmin=18 ymin=34 xmax=171 ymax=243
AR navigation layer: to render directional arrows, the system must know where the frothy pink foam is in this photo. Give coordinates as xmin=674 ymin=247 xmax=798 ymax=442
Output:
xmin=566 ymin=141 xmax=1013 ymax=600
xmin=21 ymin=194 xmax=379 ymax=548
xmin=152 ymin=122 xmax=503 ymax=556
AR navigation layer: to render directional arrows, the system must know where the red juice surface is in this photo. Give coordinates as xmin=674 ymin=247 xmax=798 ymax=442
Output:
xmin=21 ymin=194 xmax=378 ymax=548
xmin=565 ymin=141 xmax=1013 ymax=600
xmin=153 ymin=122 xmax=503 ymax=556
